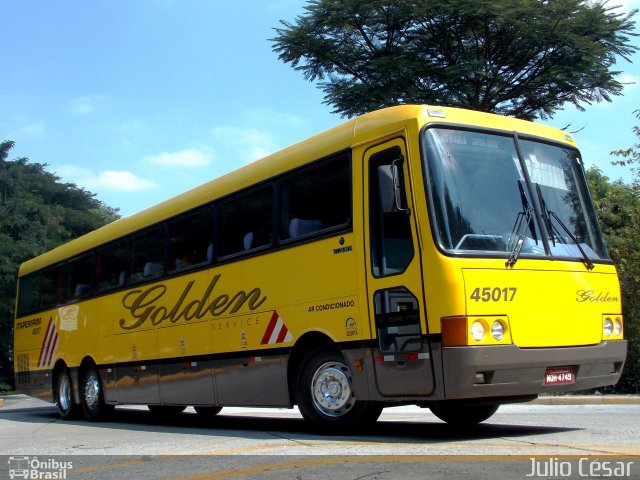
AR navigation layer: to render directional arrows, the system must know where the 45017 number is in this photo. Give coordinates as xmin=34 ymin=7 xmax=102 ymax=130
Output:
xmin=469 ymin=287 xmax=517 ymax=302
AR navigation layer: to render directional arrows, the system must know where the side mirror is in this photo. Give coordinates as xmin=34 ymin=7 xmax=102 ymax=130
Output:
xmin=377 ymin=157 xmax=410 ymax=214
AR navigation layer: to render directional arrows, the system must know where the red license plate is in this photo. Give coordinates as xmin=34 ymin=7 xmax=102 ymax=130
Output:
xmin=544 ymin=367 xmax=575 ymax=386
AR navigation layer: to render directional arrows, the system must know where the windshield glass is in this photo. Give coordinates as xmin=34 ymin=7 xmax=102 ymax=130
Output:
xmin=422 ymin=128 xmax=608 ymax=261
xmin=519 ymin=140 xmax=606 ymax=259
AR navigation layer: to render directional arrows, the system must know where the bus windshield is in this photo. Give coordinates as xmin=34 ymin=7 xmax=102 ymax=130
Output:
xmin=422 ymin=128 xmax=608 ymax=262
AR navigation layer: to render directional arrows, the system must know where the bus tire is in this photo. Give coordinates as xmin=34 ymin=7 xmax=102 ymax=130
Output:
xmin=430 ymin=403 xmax=499 ymax=426
xmin=55 ymin=369 xmax=79 ymax=420
xmin=295 ymin=349 xmax=381 ymax=432
xmin=148 ymin=405 xmax=187 ymax=416
xmin=194 ymin=406 xmax=222 ymax=417
xmin=80 ymin=365 xmax=114 ymax=421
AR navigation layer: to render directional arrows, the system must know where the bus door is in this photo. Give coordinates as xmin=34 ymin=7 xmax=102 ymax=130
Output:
xmin=363 ymin=138 xmax=435 ymax=397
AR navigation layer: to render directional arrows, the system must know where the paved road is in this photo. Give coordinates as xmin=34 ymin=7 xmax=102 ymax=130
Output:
xmin=0 ymin=395 xmax=638 ymax=479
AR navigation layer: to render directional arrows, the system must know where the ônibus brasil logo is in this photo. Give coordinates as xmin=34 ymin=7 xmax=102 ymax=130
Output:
xmin=8 ymin=456 xmax=73 ymax=480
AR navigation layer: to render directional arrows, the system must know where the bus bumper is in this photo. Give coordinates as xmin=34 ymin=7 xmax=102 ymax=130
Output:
xmin=441 ymin=340 xmax=627 ymax=400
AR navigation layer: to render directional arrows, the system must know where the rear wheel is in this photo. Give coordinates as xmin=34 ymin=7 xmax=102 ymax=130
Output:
xmin=295 ymin=349 xmax=381 ymax=431
xmin=430 ymin=403 xmax=499 ymax=426
xmin=80 ymin=365 xmax=114 ymax=421
xmin=55 ymin=369 xmax=79 ymax=420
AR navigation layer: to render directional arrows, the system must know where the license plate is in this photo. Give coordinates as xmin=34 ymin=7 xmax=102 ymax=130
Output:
xmin=544 ymin=367 xmax=575 ymax=386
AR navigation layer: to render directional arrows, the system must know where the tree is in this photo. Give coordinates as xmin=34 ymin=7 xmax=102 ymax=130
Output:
xmin=586 ymin=167 xmax=640 ymax=392
xmin=612 ymin=110 xmax=640 ymax=192
xmin=0 ymin=141 xmax=120 ymax=391
xmin=601 ymin=111 xmax=640 ymax=393
xmin=272 ymin=0 xmax=637 ymax=119
xmin=585 ymin=110 xmax=640 ymax=393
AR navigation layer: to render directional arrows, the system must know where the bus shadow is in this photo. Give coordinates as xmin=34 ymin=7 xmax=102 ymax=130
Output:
xmin=1 ymin=405 xmax=581 ymax=445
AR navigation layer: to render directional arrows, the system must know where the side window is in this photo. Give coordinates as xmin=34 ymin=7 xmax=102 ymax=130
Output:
xmin=41 ymin=264 xmax=65 ymax=309
xmin=65 ymin=253 xmax=94 ymax=301
xmin=280 ymin=154 xmax=351 ymax=240
xmin=169 ymin=207 xmax=214 ymax=271
xmin=369 ymin=146 xmax=414 ymax=277
xmin=218 ymin=186 xmax=274 ymax=257
xmin=17 ymin=273 xmax=42 ymax=315
xmin=130 ymin=226 xmax=166 ymax=283
xmin=96 ymin=240 xmax=127 ymax=292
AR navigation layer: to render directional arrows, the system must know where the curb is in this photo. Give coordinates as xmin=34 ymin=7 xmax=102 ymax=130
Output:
xmin=532 ymin=395 xmax=640 ymax=405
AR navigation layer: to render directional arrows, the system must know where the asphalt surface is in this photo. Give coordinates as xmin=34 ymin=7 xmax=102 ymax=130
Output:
xmin=1 ymin=394 xmax=639 ymax=479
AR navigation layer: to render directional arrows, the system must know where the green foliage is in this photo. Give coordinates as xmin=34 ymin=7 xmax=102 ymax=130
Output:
xmin=607 ymin=112 xmax=640 ymax=393
xmin=0 ymin=141 xmax=119 ymax=391
xmin=272 ymin=0 xmax=637 ymax=119
xmin=586 ymin=121 xmax=640 ymax=392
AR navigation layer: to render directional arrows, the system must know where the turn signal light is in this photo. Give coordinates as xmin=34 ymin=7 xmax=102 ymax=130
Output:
xmin=441 ymin=316 xmax=512 ymax=346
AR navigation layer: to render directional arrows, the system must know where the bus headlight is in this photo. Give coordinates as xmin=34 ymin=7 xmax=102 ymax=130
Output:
xmin=603 ymin=318 xmax=613 ymax=337
xmin=614 ymin=318 xmax=623 ymax=336
xmin=470 ymin=320 xmax=486 ymax=342
xmin=491 ymin=320 xmax=505 ymax=341
xmin=602 ymin=315 xmax=624 ymax=340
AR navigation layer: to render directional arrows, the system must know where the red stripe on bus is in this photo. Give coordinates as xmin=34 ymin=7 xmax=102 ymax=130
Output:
xmin=261 ymin=311 xmax=279 ymax=344
xmin=276 ymin=323 xmax=289 ymax=343
xmin=37 ymin=319 xmax=55 ymax=367
xmin=45 ymin=333 xmax=59 ymax=367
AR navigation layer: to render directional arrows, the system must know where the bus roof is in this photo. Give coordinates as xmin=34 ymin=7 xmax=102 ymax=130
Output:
xmin=18 ymin=105 xmax=576 ymax=276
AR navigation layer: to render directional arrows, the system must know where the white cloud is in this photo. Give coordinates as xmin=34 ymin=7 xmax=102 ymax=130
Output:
xmin=55 ymin=165 xmax=158 ymax=192
xmin=18 ymin=122 xmax=45 ymax=136
xmin=87 ymin=170 xmax=158 ymax=191
xmin=55 ymin=164 xmax=90 ymax=179
xmin=146 ymin=147 xmax=214 ymax=167
xmin=207 ymin=108 xmax=317 ymax=169
xmin=618 ymin=73 xmax=640 ymax=92
xmin=588 ymin=0 xmax=639 ymax=13
xmin=614 ymin=0 xmax=640 ymax=13
xmin=69 ymin=95 xmax=103 ymax=115
xmin=240 ymin=108 xmax=309 ymax=130
xmin=212 ymin=126 xmax=280 ymax=164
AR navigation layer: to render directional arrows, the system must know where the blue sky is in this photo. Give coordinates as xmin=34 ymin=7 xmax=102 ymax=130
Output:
xmin=2 ymin=1 xmax=640 ymax=217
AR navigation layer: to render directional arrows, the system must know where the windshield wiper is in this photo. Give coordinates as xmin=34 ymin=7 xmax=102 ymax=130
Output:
xmin=506 ymin=183 xmax=537 ymax=268
xmin=506 ymin=208 xmax=534 ymax=268
xmin=535 ymin=184 xmax=594 ymax=270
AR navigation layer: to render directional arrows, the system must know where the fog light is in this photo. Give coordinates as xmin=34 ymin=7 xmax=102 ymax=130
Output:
xmin=603 ymin=318 xmax=613 ymax=337
xmin=614 ymin=318 xmax=622 ymax=336
xmin=471 ymin=320 xmax=485 ymax=342
xmin=491 ymin=320 xmax=505 ymax=341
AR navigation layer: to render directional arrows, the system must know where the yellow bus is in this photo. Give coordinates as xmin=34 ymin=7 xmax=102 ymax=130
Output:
xmin=13 ymin=105 xmax=626 ymax=429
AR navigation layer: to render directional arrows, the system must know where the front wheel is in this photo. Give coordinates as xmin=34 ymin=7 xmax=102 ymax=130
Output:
xmin=80 ymin=366 xmax=114 ymax=421
xmin=430 ymin=403 xmax=499 ymax=426
xmin=295 ymin=349 xmax=381 ymax=431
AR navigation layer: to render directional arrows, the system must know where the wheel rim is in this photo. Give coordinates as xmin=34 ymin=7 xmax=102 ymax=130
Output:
xmin=84 ymin=373 xmax=100 ymax=410
xmin=310 ymin=361 xmax=354 ymax=417
xmin=58 ymin=375 xmax=72 ymax=412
